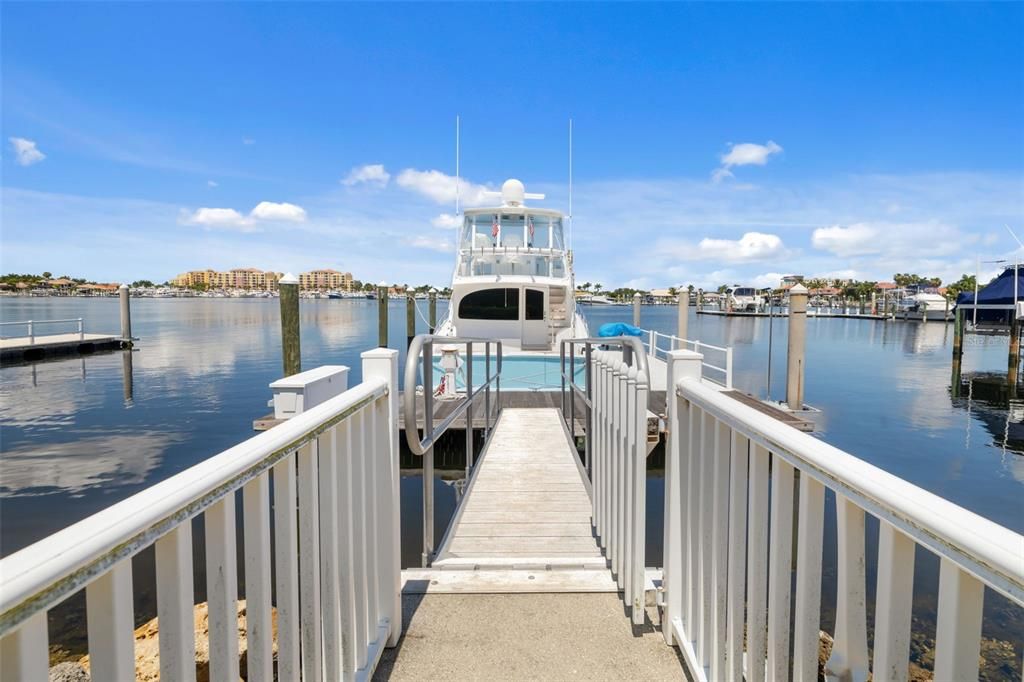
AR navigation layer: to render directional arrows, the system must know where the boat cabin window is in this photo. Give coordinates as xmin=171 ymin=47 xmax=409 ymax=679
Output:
xmin=732 ymin=287 xmax=755 ymax=297
xmin=459 ymin=288 xmax=520 ymax=320
xmin=525 ymin=289 xmax=544 ymax=320
xmin=461 ymin=214 xmax=564 ymax=250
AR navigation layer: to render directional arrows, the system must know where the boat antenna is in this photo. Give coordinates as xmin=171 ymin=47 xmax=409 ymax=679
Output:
xmin=455 ymin=115 xmax=461 ymax=216
xmin=568 ymin=118 xmax=574 ymax=252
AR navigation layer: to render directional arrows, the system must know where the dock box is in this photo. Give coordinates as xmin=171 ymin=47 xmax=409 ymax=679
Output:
xmin=270 ymin=365 xmax=350 ymax=419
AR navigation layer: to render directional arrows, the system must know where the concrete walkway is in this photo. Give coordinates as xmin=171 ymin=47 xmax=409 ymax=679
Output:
xmin=374 ymin=593 xmax=685 ymax=681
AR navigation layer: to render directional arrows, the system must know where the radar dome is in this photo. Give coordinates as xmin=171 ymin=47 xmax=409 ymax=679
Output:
xmin=501 ymin=178 xmax=525 ymax=206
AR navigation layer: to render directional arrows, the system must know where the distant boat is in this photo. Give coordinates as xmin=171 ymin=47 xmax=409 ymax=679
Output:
xmin=581 ymin=294 xmax=615 ymax=305
xmin=327 ymin=291 xmax=344 ymax=299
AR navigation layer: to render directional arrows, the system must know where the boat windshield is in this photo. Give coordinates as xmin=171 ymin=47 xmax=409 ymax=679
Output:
xmin=460 ymin=213 xmax=564 ymax=251
xmin=733 ymin=288 xmax=755 ymax=296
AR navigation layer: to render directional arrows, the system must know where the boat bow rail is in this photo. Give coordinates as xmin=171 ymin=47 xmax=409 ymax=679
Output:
xmin=402 ymin=334 xmax=503 ymax=565
xmin=0 ymin=349 xmax=402 ymax=682
xmin=661 ymin=348 xmax=1024 ymax=682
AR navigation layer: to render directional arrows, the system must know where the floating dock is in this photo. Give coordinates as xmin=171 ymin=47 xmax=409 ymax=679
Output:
xmin=0 ymin=333 xmax=129 ymax=364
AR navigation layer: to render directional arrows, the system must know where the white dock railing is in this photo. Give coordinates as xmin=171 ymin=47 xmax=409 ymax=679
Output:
xmin=0 ymin=349 xmax=401 ymax=682
xmin=560 ymin=337 xmax=651 ymax=625
xmin=0 ymin=318 xmax=85 ymax=343
xmin=592 ymin=348 xmax=650 ymax=625
xmin=641 ymin=329 xmax=733 ymax=388
xmin=662 ymin=349 xmax=1024 ymax=682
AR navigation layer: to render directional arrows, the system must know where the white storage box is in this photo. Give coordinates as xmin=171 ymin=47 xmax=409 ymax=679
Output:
xmin=270 ymin=365 xmax=350 ymax=419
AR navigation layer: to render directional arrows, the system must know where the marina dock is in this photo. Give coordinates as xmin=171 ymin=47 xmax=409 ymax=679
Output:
xmin=0 ymin=332 xmax=129 ymax=364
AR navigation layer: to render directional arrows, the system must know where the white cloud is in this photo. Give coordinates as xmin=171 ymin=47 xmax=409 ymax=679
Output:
xmin=180 ymin=207 xmax=254 ymax=230
xmin=9 ymin=137 xmax=46 ymax=166
xmin=750 ymin=272 xmax=788 ymax=289
xmin=712 ymin=140 xmax=782 ymax=182
xmin=396 ymin=168 xmax=490 ymax=206
xmin=403 ymin=235 xmax=454 ymax=253
xmin=700 ymin=232 xmax=785 ymax=261
xmin=250 ymin=201 xmax=307 ymax=223
xmin=342 ymin=163 xmax=390 ymax=187
xmin=207 ymin=180 xmax=218 ymax=188
xmin=431 ymin=213 xmax=462 ymax=229
xmin=811 ymin=223 xmax=880 ymax=257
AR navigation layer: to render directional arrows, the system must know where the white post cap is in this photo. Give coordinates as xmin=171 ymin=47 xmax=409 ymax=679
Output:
xmin=429 ymin=287 xmax=438 ymax=293
xmin=378 ymin=280 xmax=389 ymax=287
xmin=789 ymin=283 xmax=809 ymax=294
xmin=119 ymin=283 xmax=129 ymax=290
xmin=633 ymin=292 xmax=642 ymax=298
xmin=280 ymin=273 xmax=299 ymax=285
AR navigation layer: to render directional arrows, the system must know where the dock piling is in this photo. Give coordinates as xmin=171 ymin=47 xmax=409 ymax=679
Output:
xmin=429 ymin=288 xmax=438 ymax=333
xmin=378 ymin=282 xmax=389 ymax=348
xmin=633 ymin=292 xmax=641 ymax=327
xmin=406 ymin=294 xmax=416 ymax=349
xmin=119 ymin=284 xmax=132 ymax=342
xmin=677 ymin=289 xmax=689 ymax=341
xmin=786 ymin=284 xmax=808 ymax=410
xmin=1009 ymin=316 xmax=1020 ymax=386
xmin=279 ymin=273 xmax=301 ymax=376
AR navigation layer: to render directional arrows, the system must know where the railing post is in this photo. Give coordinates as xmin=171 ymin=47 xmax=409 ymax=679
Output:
xmin=827 ymin=494 xmax=869 ymax=681
xmin=362 ymin=348 xmax=402 ymax=646
xmin=630 ymin=366 xmax=648 ymax=624
xmin=465 ymin=341 xmax=474 ymax=478
xmin=78 ymin=318 xmax=84 ymax=340
xmin=725 ymin=347 xmax=734 ymax=389
xmin=663 ymin=351 xmax=703 ymax=644
xmin=27 ymin=320 xmax=33 ymax=345
xmin=584 ymin=342 xmax=593 ymax=476
xmin=422 ymin=339 xmax=434 ymax=566
xmin=485 ymin=342 xmax=492 ymax=440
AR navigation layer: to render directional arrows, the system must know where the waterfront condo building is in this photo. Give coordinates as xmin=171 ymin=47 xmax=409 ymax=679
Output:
xmin=172 ymin=268 xmax=283 ymax=290
xmin=299 ymin=269 xmax=354 ymax=291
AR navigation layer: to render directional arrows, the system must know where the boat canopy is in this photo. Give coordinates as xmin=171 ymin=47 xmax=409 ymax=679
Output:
xmin=956 ymin=266 xmax=1024 ymax=307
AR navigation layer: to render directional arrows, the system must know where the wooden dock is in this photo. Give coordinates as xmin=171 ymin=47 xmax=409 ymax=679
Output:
xmin=0 ymin=333 xmax=128 ymax=364
xmin=432 ymin=408 xmax=606 ymax=570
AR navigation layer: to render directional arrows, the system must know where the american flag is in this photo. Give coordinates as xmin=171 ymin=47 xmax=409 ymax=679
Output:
xmin=491 ymin=214 xmax=499 ymax=238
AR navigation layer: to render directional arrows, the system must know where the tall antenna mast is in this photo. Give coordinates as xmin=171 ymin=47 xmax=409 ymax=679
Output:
xmin=568 ymin=118 xmax=574 ymax=252
xmin=455 ymin=115 xmax=461 ymax=216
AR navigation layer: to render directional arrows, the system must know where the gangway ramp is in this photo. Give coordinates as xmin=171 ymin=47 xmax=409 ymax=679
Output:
xmin=432 ymin=408 xmax=606 ymax=570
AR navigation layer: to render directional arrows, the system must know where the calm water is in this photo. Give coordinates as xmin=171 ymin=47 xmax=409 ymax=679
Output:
xmin=2 ymin=298 xmax=1022 ymax=663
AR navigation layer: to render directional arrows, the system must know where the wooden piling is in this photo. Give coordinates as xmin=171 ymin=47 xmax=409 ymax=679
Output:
xmin=1009 ymin=316 xmax=1020 ymax=387
xmin=119 ymin=284 xmax=132 ymax=341
xmin=786 ymin=284 xmax=808 ymax=410
xmin=952 ymin=308 xmax=965 ymax=359
xmin=378 ymin=283 xmax=389 ymax=348
xmin=279 ymin=273 xmax=301 ymax=376
xmin=677 ymin=289 xmax=689 ymax=341
xmin=633 ymin=292 xmax=641 ymax=327
xmin=429 ymin=289 xmax=437 ymax=333
xmin=407 ymin=294 xmax=416 ymax=348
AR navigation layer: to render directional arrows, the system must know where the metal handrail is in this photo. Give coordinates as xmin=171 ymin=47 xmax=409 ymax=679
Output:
xmin=402 ymin=334 xmax=503 ymax=566
xmin=402 ymin=334 xmax=503 ymax=456
xmin=0 ymin=318 xmax=84 ymax=326
xmin=642 ymin=329 xmax=734 ymax=388
xmin=558 ymin=336 xmax=650 ymax=475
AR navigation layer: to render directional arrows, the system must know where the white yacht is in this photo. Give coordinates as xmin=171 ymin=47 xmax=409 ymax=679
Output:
xmin=433 ymin=179 xmax=588 ymax=388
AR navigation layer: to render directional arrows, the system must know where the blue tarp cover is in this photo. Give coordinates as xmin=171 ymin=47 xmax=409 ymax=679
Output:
xmin=956 ymin=267 xmax=1024 ymax=306
xmin=597 ymin=322 xmax=644 ymax=338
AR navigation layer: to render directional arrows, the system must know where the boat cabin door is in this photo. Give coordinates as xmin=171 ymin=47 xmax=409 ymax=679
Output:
xmin=521 ymin=288 xmax=549 ymax=350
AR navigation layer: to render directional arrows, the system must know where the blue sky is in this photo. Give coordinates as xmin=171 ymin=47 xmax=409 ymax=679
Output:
xmin=2 ymin=2 xmax=1022 ymax=289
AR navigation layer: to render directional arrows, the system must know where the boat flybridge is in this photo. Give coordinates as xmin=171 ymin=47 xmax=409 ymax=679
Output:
xmin=435 ymin=178 xmax=588 ymax=355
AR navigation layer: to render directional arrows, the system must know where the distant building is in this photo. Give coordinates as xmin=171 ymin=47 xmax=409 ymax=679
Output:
xmin=780 ymin=274 xmax=804 ymax=290
xmin=299 ymin=269 xmax=354 ymax=292
xmin=172 ymin=268 xmax=283 ymax=290
xmin=173 ymin=267 xmax=354 ymax=291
